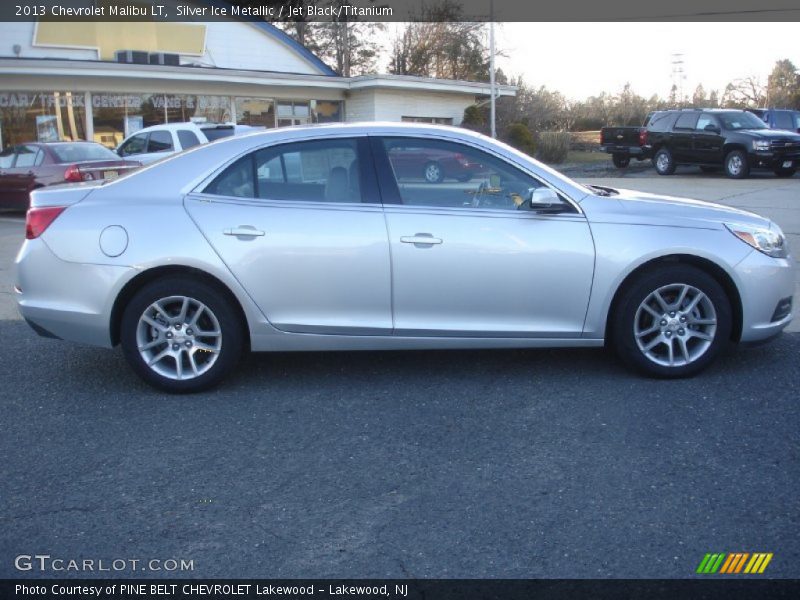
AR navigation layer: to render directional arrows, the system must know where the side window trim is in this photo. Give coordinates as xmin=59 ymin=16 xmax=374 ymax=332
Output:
xmin=370 ymin=135 xmax=576 ymax=214
xmin=199 ymin=136 xmax=382 ymax=205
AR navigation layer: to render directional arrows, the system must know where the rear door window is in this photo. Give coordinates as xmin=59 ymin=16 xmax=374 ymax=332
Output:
xmin=673 ymin=113 xmax=699 ymax=130
xmin=177 ymin=130 xmax=201 ymax=150
xmin=119 ymin=133 xmax=148 ymax=157
xmin=147 ymin=130 xmax=174 ymax=153
xmin=13 ymin=146 xmax=40 ymax=168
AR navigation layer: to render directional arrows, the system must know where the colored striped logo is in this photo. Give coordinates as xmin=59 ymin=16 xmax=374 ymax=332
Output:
xmin=696 ymin=553 xmax=773 ymax=574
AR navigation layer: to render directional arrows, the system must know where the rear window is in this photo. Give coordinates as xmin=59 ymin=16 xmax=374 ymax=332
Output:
xmin=202 ymin=127 xmax=236 ymax=142
xmin=147 ymin=130 xmax=174 ymax=153
xmin=647 ymin=112 xmax=677 ymax=132
xmin=51 ymin=143 xmax=118 ymax=163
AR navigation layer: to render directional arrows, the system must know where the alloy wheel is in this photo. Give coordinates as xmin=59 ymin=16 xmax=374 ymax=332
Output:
xmin=633 ymin=283 xmax=717 ymax=367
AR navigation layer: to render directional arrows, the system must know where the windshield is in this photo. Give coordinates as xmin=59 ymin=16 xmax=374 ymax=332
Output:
xmin=51 ymin=143 xmax=119 ymax=163
xmin=719 ymin=112 xmax=768 ymax=130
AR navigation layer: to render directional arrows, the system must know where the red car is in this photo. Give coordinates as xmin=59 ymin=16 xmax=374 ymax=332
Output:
xmin=0 ymin=142 xmax=140 ymax=210
xmin=387 ymin=145 xmax=483 ymax=183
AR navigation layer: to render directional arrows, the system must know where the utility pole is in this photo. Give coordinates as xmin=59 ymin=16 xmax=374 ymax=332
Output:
xmin=489 ymin=0 xmax=496 ymax=138
xmin=671 ymin=53 xmax=686 ymax=107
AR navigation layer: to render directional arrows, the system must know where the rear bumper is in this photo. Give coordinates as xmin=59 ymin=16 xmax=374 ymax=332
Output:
xmin=14 ymin=238 xmax=133 ymax=348
xmin=600 ymin=145 xmax=648 ymax=157
xmin=735 ymin=249 xmax=795 ymax=342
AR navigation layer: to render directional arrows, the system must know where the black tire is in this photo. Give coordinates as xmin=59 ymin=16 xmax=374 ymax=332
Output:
xmin=120 ymin=276 xmax=244 ymax=393
xmin=724 ymin=150 xmax=750 ymax=179
xmin=611 ymin=265 xmax=732 ymax=378
xmin=612 ymin=154 xmax=630 ymax=168
xmin=774 ymin=167 xmax=797 ymax=178
xmin=653 ymin=148 xmax=676 ymax=175
xmin=423 ymin=161 xmax=444 ymax=183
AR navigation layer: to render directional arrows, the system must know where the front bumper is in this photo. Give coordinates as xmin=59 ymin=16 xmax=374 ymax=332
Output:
xmin=750 ymin=150 xmax=800 ymax=170
xmin=14 ymin=238 xmax=134 ymax=348
xmin=734 ymin=249 xmax=795 ymax=342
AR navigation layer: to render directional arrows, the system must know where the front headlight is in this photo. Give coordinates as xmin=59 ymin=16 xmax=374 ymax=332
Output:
xmin=725 ymin=223 xmax=788 ymax=258
xmin=752 ymin=140 xmax=771 ymax=151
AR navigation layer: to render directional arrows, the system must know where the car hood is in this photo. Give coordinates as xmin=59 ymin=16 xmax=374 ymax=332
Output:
xmin=741 ymin=128 xmax=800 ymax=141
xmin=582 ymin=187 xmax=773 ymax=230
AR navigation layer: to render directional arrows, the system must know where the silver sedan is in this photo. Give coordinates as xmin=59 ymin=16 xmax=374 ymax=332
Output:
xmin=14 ymin=123 xmax=794 ymax=392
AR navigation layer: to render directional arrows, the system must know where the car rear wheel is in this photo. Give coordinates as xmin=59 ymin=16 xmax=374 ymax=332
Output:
xmin=612 ymin=154 xmax=630 ymax=168
xmin=424 ymin=161 xmax=444 ymax=183
xmin=611 ymin=265 xmax=732 ymax=378
xmin=773 ymin=167 xmax=796 ymax=178
xmin=653 ymin=148 xmax=676 ymax=175
xmin=120 ymin=277 xmax=244 ymax=393
xmin=724 ymin=150 xmax=750 ymax=179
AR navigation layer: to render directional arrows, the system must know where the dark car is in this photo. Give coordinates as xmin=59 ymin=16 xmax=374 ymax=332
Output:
xmin=387 ymin=144 xmax=482 ymax=183
xmin=0 ymin=142 xmax=140 ymax=210
xmin=646 ymin=109 xmax=800 ymax=178
xmin=599 ymin=112 xmax=655 ymax=167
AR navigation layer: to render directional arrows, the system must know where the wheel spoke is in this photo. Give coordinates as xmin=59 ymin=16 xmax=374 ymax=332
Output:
xmin=677 ymin=337 xmax=690 ymax=363
xmin=142 ymin=314 xmax=169 ymax=332
xmin=689 ymin=317 xmax=716 ymax=326
xmin=641 ymin=303 xmax=662 ymax=319
xmin=653 ymin=291 xmax=670 ymax=312
xmin=148 ymin=347 xmax=171 ymax=366
xmin=138 ymin=338 xmax=163 ymax=352
xmin=689 ymin=329 xmax=714 ymax=341
xmin=636 ymin=324 xmax=660 ymax=338
xmin=674 ymin=285 xmax=689 ymax=310
xmin=195 ymin=328 xmax=221 ymax=338
xmin=188 ymin=352 xmax=200 ymax=376
xmin=177 ymin=297 xmax=189 ymax=322
xmin=642 ymin=336 xmax=663 ymax=352
xmin=684 ymin=292 xmax=704 ymax=314
xmin=174 ymin=352 xmax=184 ymax=380
xmin=189 ymin=304 xmax=205 ymax=326
xmin=666 ymin=337 xmax=675 ymax=366
xmin=152 ymin=301 xmax=173 ymax=323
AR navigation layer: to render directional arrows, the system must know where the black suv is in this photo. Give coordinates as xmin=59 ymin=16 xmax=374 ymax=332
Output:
xmin=646 ymin=109 xmax=800 ymax=178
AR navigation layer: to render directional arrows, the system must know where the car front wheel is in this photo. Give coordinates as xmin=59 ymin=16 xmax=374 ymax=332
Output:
xmin=120 ymin=277 xmax=244 ymax=393
xmin=724 ymin=150 xmax=750 ymax=179
xmin=612 ymin=265 xmax=732 ymax=378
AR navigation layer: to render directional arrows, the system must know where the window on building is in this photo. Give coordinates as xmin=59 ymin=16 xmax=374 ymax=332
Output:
xmin=0 ymin=92 xmax=86 ymax=148
xmin=401 ymin=116 xmax=454 ymax=125
xmin=276 ymin=101 xmax=311 ymax=127
xmin=311 ymin=100 xmax=343 ymax=123
xmin=235 ymin=97 xmax=275 ymax=128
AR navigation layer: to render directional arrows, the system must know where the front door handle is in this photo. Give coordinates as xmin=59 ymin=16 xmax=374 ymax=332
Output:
xmin=224 ymin=226 xmax=265 ymax=237
xmin=400 ymin=233 xmax=443 ymax=246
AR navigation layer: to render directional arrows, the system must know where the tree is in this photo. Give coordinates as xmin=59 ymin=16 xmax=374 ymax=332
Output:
xmin=275 ymin=2 xmax=385 ymax=76
xmin=692 ymin=84 xmax=707 ymax=107
xmin=766 ymin=59 xmax=800 ymax=109
xmin=721 ymin=76 xmax=766 ymax=108
xmin=389 ymin=1 xmax=490 ymax=81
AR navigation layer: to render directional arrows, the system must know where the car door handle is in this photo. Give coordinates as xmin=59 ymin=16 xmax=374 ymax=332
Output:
xmin=400 ymin=233 xmax=443 ymax=246
xmin=224 ymin=226 xmax=265 ymax=237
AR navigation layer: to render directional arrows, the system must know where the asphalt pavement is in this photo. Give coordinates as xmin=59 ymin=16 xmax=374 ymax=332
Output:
xmin=1 ymin=171 xmax=798 ymax=579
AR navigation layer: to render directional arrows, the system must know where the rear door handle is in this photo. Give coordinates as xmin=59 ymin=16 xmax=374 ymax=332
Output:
xmin=400 ymin=233 xmax=443 ymax=246
xmin=224 ymin=226 xmax=265 ymax=237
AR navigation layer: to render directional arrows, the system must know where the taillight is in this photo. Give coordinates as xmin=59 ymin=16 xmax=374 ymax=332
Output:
xmin=25 ymin=206 xmax=67 ymax=240
xmin=639 ymin=128 xmax=648 ymax=146
xmin=63 ymin=164 xmax=82 ymax=182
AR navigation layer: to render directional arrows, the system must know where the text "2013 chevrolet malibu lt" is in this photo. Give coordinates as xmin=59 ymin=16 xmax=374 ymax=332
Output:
xmin=14 ymin=123 xmax=794 ymax=392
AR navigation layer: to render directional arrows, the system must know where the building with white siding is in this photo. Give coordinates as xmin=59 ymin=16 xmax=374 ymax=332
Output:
xmin=0 ymin=19 xmax=515 ymax=149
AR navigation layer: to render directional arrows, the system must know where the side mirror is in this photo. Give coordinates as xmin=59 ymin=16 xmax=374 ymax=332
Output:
xmin=526 ymin=187 xmax=568 ymax=213
xmin=704 ymin=124 xmax=721 ymax=133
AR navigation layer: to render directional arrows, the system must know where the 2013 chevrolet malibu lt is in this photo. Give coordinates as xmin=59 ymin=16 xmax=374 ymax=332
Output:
xmin=14 ymin=124 xmax=794 ymax=392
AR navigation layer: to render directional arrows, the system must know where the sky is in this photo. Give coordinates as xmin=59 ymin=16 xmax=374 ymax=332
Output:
xmin=494 ymin=22 xmax=800 ymax=101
